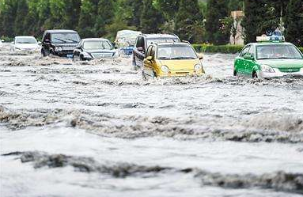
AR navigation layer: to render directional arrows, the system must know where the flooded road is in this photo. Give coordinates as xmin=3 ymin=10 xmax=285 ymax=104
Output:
xmin=0 ymin=44 xmax=303 ymax=196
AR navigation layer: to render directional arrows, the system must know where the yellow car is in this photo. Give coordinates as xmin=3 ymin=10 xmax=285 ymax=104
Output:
xmin=142 ymin=42 xmax=205 ymax=79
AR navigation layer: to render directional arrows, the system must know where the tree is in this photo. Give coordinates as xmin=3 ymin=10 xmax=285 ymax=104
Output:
xmin=94 ymin=0 xmax=115 ymax=37
xmin=205 ymin=0 xmax=229 ymax=44
xmin=77 ymin=0 xmax=98 ymax=37
xmin=242 ymin=0 xmax=281 ymax=43
xmin=285 ymin=0 xmax=303 ymax=46
xmin=0 ymin=0 xmax=18 ymax=37
xmin=175 ymin=0 xmax=203 ymax=43
xmin=140 ymin=0 xmax=164 ymax=33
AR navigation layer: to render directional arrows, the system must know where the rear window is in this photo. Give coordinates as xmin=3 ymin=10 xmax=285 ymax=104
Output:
xmin=146 ymin=38 xmax=179 ymax=47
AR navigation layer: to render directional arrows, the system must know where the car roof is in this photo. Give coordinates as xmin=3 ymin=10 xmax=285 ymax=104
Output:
xmin=156 ymin=42 xmax=191 ymax=47
xmin=81 ymin=38 xmax=110 ymax=42
xmin=45 ymin=30 xmax=78 ymax=34
xmin=15 ymin=36 xmax=36 ymax=39
xmin=140 ymin=34 xmax=179 ymax=39
xmin=249 ymin=42 xmax=294 ymax=46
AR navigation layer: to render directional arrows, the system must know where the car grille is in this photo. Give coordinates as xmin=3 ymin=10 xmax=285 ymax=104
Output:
xmin=279 ymin=68 xmax=301 ymax=73
xmin=91 ymin=53 xmax=113 ymax=58
xmin=62 ymin=46 xmax=76 ymax=51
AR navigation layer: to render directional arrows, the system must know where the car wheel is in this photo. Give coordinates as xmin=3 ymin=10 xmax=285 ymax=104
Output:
xmin=142 ymin=70 xmax=148 ymax=81
xmin=80 ymin=55 xmax=85 ymax=61
xmin=233 ymin=69 xmax=237 ymax=76
xmin=252 ymin=71 xmax=258 ymax=78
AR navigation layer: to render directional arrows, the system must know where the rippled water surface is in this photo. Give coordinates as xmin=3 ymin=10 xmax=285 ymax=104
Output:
xmin=0 ymin=44 xmax=303 ymax=197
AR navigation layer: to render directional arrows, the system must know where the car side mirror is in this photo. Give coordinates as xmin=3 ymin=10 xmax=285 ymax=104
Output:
xmin=244 ymin=53 xmax=254 ymax=60
xmin=198 ymin=54 xmax=203 ymax=60
xmin=146 ymin=56 xmax=153 ymax=61
xmin=137 ymin=47 xmax=144 ymax=52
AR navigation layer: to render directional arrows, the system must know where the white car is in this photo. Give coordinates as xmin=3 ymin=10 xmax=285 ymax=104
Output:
xmin=11 ymin=36 xmax=40 ymax=52
xmin=0 ymin=39 xmax=4 ymax=47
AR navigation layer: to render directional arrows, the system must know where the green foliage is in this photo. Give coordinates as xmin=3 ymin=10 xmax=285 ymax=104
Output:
xmin=205 ymin=0 xmax=230 ymax=45
xmin=300 ymin=47 xmax=303 ymax=53
xmin=94 ymin=0 xmax=114 ymax=37
xmin=140 ymin=0 xmax=164 ymax=33
xmin=77 ymin=0 xmax=98 ymax=37
xmin=175 ymin=0 xmax=204 ymax=43
xmin=193 ymin=44 xmax=243 ymax=54
xmin=285 ymin=0 xmax=303 ymax=46
xmin=242 ymin=0 xmax=284 ymax=44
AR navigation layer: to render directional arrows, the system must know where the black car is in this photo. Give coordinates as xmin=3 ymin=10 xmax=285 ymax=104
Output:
xmin=73 ymin=38 xmax=117 ymax=61
xmin=41 ymin=30 xmax=80 ymax=57
xmin=132 ymin=34 xmax=180 ymax=69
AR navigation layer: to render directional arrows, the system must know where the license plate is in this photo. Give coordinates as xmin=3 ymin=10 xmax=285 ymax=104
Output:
xmin=67 ymin=54 xmax=73 ymax=58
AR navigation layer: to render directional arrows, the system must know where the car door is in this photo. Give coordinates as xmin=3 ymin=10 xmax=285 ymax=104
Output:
xmin=134 ymin=36 xmax=145 ymax=67
xmin=246 ymin=45 xmax=256 ymax=75
xmin=43 ymin=33 xmax=51 ymax=52
xmin=236 ymin=45 xmax=251 ymax=74
xmin=73 ymin=41 xmax=82 ymax=59
xmin=143 ymin=46 xmax=155 ymax=77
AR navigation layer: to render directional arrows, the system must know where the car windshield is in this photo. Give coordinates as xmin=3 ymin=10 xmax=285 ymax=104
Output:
xmin=51 ymin=33 xmax=80 ymax=43
xmin=83 ymin=40 xmax=113 ymax=50
xmin=157 ymin=45 xmax=197 ymax=60
xmin=16 ymin=37 xmax=37 ymax=44
xmin=147 ymin=38 xmax=179 ymax=47
xmin=257 ymin=45 xmax=303 ymax=60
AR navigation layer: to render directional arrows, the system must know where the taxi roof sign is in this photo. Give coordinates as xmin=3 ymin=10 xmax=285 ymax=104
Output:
xmin=256 ymin=35 xmax=285 ymax=43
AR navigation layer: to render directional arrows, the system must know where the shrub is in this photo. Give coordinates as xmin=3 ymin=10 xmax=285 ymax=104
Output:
xmin=193 ymin=44 xmax=243 ymax=54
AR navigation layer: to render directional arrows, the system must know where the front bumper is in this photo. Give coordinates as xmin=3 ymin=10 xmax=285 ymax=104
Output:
xmin=257 ymin=68 xmax=303 ymax=78
xmin=158 ymin=70 xmax=205 ymax=77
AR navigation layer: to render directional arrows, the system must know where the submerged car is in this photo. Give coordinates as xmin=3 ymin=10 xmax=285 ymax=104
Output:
xmin=41 ymin=30 xmax=80 ymax=58
xmin=73 ymin=38 xmax=117 ymax=61
xmin=133 ymin=34 xmax=180 ymax=69
xmin=11 ymin=36 xmax=40 ymax=52
xmin=115 ymin=30 xmax=141 ymax=56
xmin=142 ymin=42 xmax=204 ymax=79
xmin=234 ymin=41 xmax=303 ymax=78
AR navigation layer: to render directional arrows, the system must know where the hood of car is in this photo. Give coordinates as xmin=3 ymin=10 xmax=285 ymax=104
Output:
xmin=257 ymin=59 xmax=303 ymax=69
xmin=84 ymin=49 xmax=115 ymax=53
xmin=159 ymin=59 xmax=200 ymax=71
xmin=15 ymin=44 xmax=39 ymax=49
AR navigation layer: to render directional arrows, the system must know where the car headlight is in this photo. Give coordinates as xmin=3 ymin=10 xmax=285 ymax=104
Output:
xmin=161 ymin=65 xmax=170 ymax=74
xmin=82 ymin=52 xmax=92 ymax=58
xmin=55 ymin=47 xmax=63 ymax=52
xmin=194 ymin=64 xmax=202 ymax=71
xmin=261 ymin=65 xmax=275 ymax=73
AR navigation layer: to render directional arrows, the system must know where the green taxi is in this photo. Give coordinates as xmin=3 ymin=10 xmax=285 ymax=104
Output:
xmin=234 ymin=41 xmax=303 ymax=78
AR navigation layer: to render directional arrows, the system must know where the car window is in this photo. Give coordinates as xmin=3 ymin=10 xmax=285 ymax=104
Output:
xmin=248 ymin=45 xmax=255 ymax=56
xmin=256 ymin=45 xmax=303 ymax=60
xmin=136 ymin=37 xmax=144 ymax=49
xmin=240 ymin=45 xmax=251 ymax=57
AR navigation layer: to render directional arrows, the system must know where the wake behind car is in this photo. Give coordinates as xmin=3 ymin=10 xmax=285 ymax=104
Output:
xmin=41 ymin=30 xmax=80 ymax=58
xmin=133 ymin=34 xmax=180 ymax=69
xmin=73 ymin=38 xmax=117 ymax=61
xmin=10 ymin=36 xmax=40 ymax=52
xmin=234 ymin=38 xmax=303 ymax=78
xmin=142 ymin=42 xmax=204 ymax=79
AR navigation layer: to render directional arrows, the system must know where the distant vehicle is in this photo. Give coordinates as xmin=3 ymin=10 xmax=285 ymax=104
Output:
xmin=115 ymin=30 xmax=141 ymax=56
xmin=142 ymin=42 xmax=204 ymax=80
xmin=133 ymin=34 xmax=180 ymax=69
xmin=41 ymin=30 xmax=80 ymax=58
xmin=10 ymin=36 xmax=40 ymax=52
xmin=0 ymin=39 xmax=4 ymax=46
xmin=73 ymin=38 xmax=117 ymax=61
xmin=234 ymin=38 xmax=303 ymax=78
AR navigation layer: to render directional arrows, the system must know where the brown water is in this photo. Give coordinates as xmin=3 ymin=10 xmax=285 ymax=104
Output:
xmin=0 ymin=44 xmax=303 ymax=196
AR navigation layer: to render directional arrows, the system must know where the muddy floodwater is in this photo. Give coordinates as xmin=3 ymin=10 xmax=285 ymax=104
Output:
xmin=0 ymin=44 xmax=303 ymax=197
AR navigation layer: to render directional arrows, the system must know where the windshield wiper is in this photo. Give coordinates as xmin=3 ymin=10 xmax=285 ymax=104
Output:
xmin=158 ymin=57 xmax=171 ymax=60
xmin=53 ymin=38 xmax=68 ymax=43
xmin=65 ymin=38 xmax=78 ymax=43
